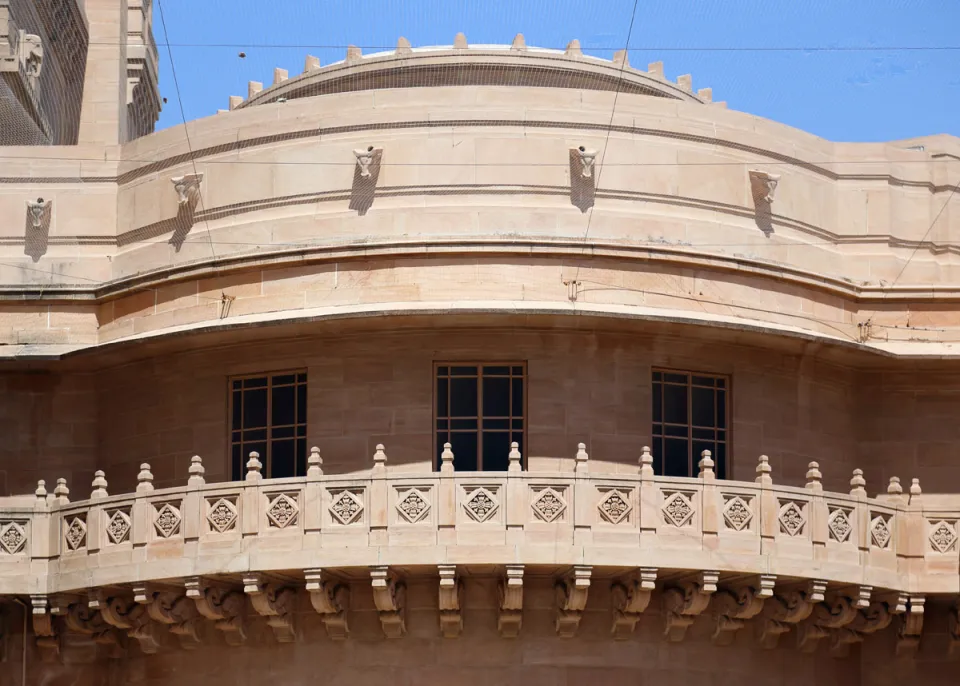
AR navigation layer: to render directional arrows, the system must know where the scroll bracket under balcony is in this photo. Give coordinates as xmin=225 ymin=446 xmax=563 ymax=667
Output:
xmin=305 ymin=568 xmax=350 ymax=640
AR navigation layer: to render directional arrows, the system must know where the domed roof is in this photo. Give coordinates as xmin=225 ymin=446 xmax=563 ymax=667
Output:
xmin=231 ymin=33 xmax=714 ymax=111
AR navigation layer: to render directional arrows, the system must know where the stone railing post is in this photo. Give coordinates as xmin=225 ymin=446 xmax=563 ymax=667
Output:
xmin=506 ymin=443 xmax=524 ymax=545
xmin=132 ymin=464 xmax=153 ymax=547
xmin=756 ymin=456 xmax=776 ymax=553
xmin=31 ymin=481 xmax=54 ymax=561
xmin=370 ymin=445 xmax=388 ymax=546
xmin=87 ymin=470 xmax=108 ymax=554
xmin=698 ymin=451 xmax=719 ymax=548
xmin=850 ymin=469 xmax=869 ymax=556
xmin=438 ymin=443 xmax=456 ymax=545
xmin=242 ymin=452 xmax=262 ymax=538
xmin=899 ymin=478 xmax=926 ymax=579
xmin=638 ymin=446 xmax=658 ymax=547
xmin=183 ymin=456 xmax=205 ymax=542
xmin=304 ymin=447 xmax=323 ymax=536
xmin=574 ymin=443 xmax=591 ymax=546
xmin=806 ymin=462 xmax=827 ymax=560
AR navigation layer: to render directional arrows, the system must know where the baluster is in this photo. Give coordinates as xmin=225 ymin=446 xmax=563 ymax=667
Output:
xmin=304 ymin=447 xmax=323 ymax=535
xmin=370 ymin=445 xmax=388 ymax=545
xmin=806 ymin=462 xmax=827 ymax=559
xmin=133 ymin=464 xmax=153 ymax=547
xmin=850 ymin=469 xmax=868 ymax=555
xmin=574 ymin=443 xmax=590 ymax=545
xmin=506 ymin=442 xmax=524 ymax=545
xmin=184 ymin=457 xmax=204 ymax=542
xmin=87 ymin=471 xmax=108 ymax=553
xmin=438 ymin=444 xmax=456 ymax=545
xmin=756 ymin=456 xmax=776 ymax=553
xmin=699 ymin=451 xmax=719 ymax=545
xmin=242 ymin=452 xmax=262 ymax=538
xmin=638 ymin=447 xmax=658 ymax=546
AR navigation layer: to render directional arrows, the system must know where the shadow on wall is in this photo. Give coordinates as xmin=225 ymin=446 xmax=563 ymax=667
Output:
xmin=169 ymin=203 xmax=199 ymax=252
xmin=349 ymin=147 xmax=382 ymax=216
xmin=753 ymin=197 xmax=774 ymax=237
xmin=568 ymin=149 xmax=595 ymax=213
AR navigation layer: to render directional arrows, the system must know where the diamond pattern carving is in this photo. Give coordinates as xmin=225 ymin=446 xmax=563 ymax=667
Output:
xmin=463 ymin=487 xmax=499 ymax=523
xmin=722 ymin=496 xmax=752 ymax=531
xmin=828 ymin=508 xmax=853 ymax=543
xmin=598 ymin=489 xmax=632 ymax=525
xmin=106 ymin=510 xmax=131 ymax=544
xmin=154 ymin=503 xmax=182 ymax=538
xmin=531 ymin=487 xmax=567 ymax=523
xmin=870 ymin=515 xmax=891 ymax=549
xmin=0 ymin=522 xmax=26 ymax=554
xmin=661 ymin=492 xmax=694 ymax=527
xmin=396 ymin=488 xmax=430 ymax=523
xmin=778 ymin=501 xmax=805 ymax=537
xmin=64 ymin=517 xmax=86 ymax=550
xmin=329 ymin=490 xmax=364 ymax=525
xmin=207 ymin=498 xmax=238 ymax=533
xmin=267 ymin=493 xmax=299 ymax=529
xmin=929 ymin=521 xmax=958 ymax=554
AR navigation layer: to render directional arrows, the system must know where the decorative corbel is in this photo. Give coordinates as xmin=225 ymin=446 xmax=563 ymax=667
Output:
xmin=797 ymin=595 xmax=859 ymax=653
xmin=662 ymin=571 xmax=718 ymax=642
xmin=63 ymin=601 xmax=125 ymax=659
xmin=438 ymin=565 xmax=464 ymax=638
xmin=99 ymin=588 xmax=162 ymax=655
xmin=498 ymin=564 xmax=524 ymax=638
xmin=304 ymin=569 xmax=350 ymax=640
xmin=26 ymin=198 xmax=50 ymax=229
xmin=370 ymin=566 xmax=406 ymax=639
xmin=897 ymin=596 xmax=924 ymax=657
xmin=711 ymin=586 xmax=765 ymax=645
xmin=142 ymin=590 xmax=202 ymax=650
xmin=758 ymin=580 xmax=824 ymax=649
xmin=553 ymin=566 xmax=591 ymax=638
xmin=243 ymin=574 xmax=297 ymax=643
xmin=185 ymin=577 xmax=246 ymax=646
xmin=611 ymin=568 xmax=657 ymax=639
xmin=172 ymin=174 xmax=203 ymax=208
xmin=573 ymin=146 xmax=597 ymax=179
xmin=354 ymin=146 xmax=380 ymax=178
xmin=948 ymin=604 xmax=960 ymax=657
xmin=829 ymin=601 xmax=893 ymax=658
xmin=30 ymin=595 xmax=60 ymax=663
xmin=749 ymin=170 xmax=780 ymax=204
xmin=21 ymin=32 xmax=43 ymax=81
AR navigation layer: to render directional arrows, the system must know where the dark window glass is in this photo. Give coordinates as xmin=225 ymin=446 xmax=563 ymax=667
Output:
xmin=230 ymin=372 xmax=307 ymax=480
xmin=436 ymin=363 xmax=525 ymax=471
xmin=651 ymin=370 xmax=728 ymax=478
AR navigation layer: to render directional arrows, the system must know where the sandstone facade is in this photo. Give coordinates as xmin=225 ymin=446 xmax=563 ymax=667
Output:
xmin=1 ymin=2 xmax=960 ymax=685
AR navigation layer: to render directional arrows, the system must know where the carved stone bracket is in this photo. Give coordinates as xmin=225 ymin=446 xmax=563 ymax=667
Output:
xmin=662 ymin=571 xmax=718 ymax=642
xmin=711 ymin=586 xmax=766 ymax=645
xmin=30 ymin=595 xmax=60 ymax=663
xmin=897 ymin=596 xmax=925 ymax=657
xmin=573 ymin=146 xmax=597 ymax=178
xmin=138 ymin=588 xmax=202 ymax=650
xmin=749 ymin=170 xmax=780 ymax=203
xmin=758 ymin=580 xmax=825 ymax=649
xmin=243 ymin=574 xmax=297 ymax=643
xmin=354 ymin=147 xmax=381 ymax=178
xmin=172 ymin=174 xmax=203 ymax=207
xmin=305 ymin=568 xmax=350 ymax=640
xmin=498 ymin=564 xmax=524 ymax=638
xmin=611 ymin=568 xmax=657 ymax=639
xmin=63 ymin=601 xmax=125 ymax=659
xmin=797 ymin=595 xmax=859 ymax=653
xmin=26 ymin=198 xmax=50 ymax=229
xmin=555 ymin=565 xmax=592 ymax=638
xmin=829 ymin=601 xmax=893 ymax=658
xmin=948 ymin=604 xmax=960 ymax=657
xmin=370 ymin=566 xmax=406 ymax=639
xmin=185 ymin=577 xmax=246 ymax=646
xmin=438 ymin=565 xmax=464 ymax=638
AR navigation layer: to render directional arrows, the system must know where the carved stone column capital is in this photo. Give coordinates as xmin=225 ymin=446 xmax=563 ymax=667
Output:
xmin=370 ymin=566 xmax=405 ymax=639
xmin=305 ymin=569 xmax=350 ymax=640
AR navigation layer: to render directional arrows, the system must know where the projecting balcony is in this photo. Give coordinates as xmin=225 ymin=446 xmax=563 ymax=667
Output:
xmin=0 ymin=443 xmax=956 ymax=657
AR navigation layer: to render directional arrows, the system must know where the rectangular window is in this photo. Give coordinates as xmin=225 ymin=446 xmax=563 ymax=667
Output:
xmin=230 ymin=371 xmax=307 ymax=480
xmin=435 ymin=363 xmax=525 ymax=471
xmin=652 ymin=370 xmax=728 ymax=479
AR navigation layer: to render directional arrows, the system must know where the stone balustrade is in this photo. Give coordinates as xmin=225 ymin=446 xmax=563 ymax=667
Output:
xmin=2 ymin=444 xmax=959 ymax=659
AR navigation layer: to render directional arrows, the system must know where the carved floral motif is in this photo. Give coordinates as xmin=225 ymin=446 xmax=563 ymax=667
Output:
xmin=396 ymin=489 xmax=430 ymax=523
xmin=106 ymin=510 xmax=131 ymax=544
xmin=662 ymin=492 xmax=694 ymax=527
xmin=464 ymin=487 xmax=498 ymax=522
xmin=722 ymin=496 xmax=752 ymax=531
xmin=330 ymin=490 xmax=364 ymax=525
xmin=154 ymin=503 xmax=182 ymax=538
xmin=0 ymin=521 xmax=26 ymax=554
xmin=929 ymin=521 xmax=958 ymax=554
xmin=598 ymin=490 xmax=631 ymax=525
xmin=64 ymin=517 xmax=87 ymax=550
xmin=531 ymin=487 xmax=567 ymax=522
xmin=207 ymin=498 xmax=238 ymax=533
xmin=871 ymin=515 xmax=892 ymax=549
xmin=266 ymin=493 xmax=299 ymax=529
xmin=778 ymin=501 xmax=805 ymax=537
xmin=828 ymin=508 xmax=853 ymax=543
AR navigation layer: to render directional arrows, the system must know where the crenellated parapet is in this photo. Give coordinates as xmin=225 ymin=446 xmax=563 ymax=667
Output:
xmin=2 ymin=446 xmax=960 ymax=659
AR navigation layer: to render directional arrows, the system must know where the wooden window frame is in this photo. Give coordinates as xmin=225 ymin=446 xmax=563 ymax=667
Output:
xmin=433 ymin=361 xmax=527 ymax=471
xmin=651 ymin=368 xmax=730 ymax=479
xmin=228 ymin=369 xmax=308 ymax=480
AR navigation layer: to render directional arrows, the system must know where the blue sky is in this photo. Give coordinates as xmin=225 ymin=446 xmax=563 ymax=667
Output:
xmin=155 ymin=0 xmax=959 ymax=141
